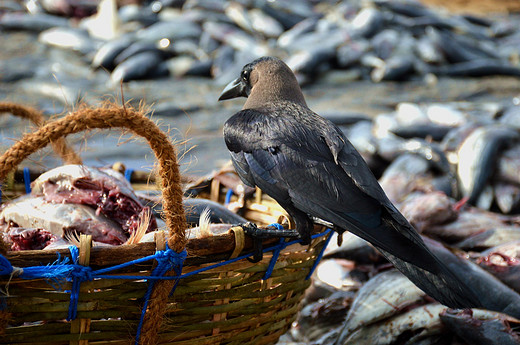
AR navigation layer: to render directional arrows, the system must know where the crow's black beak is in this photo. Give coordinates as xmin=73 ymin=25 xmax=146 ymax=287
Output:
xmin=218 ymin=77 xmax=248 ymax=101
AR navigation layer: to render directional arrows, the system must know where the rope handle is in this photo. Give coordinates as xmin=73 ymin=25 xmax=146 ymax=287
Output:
xmin=0 ymin=102 xmax=82 ymax=165
xmin=0 ymin=103 xmax=187 ymax=253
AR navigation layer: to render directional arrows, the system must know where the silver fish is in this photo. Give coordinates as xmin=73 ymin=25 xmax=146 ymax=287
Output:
xmin=425 ymin=210 xmax=511 ymax=243
xmin=400 ymin=192 xmax=457 ymax=232
xmin=390 ymin=123 xmax=453 ymax=142
xmin=92 ymin=34 xmax=134 ymax=70
xmin=249 ymin=9 xmax=284 ymax=38
xmin=114 ymin=41 xmax=164 ymax=66
xmin=136 ymin=18 xmax=202 ymax=42
xmin=337 ymin=269 xmax=426 ymax=342
xmin=224 ymin=2 xmax=253 ymax=34
xmin=424 ymin=103 xmax=468 ymax=127
xmin=110 ymin=51 xmax=168 ymax=83
xmin=426 ymin=27 xmax=497 ymax=63
xmin=371 ymin=29 xmax=401 ymax=60
xmin=415 ymin=35 xmax=446 ymax=65
xmin=477 ymin=254 xmax=520 ymax=293
xmin=336 ymin=40 xmax=370 ymax=68
xmin=497 ymin=145 xmax=520 ymax=186
xmin=203 ymin=21 xmax=268 ymax=56
xmin=400 ymin=138 xmax=453 ymax=176
xmin=457 ymin=126 xmax=519 ymax=205
xmin=33 ymin=164 xmax=134 ymax=197
xmin=38 ymin=27 xmax=99 ymax=55
xmin=499 ymin=104 xmax=520 ymax=130
xmin=495 ymin=182 xmax=520 ymax=214
xmin=394 ymin=102 xmax=429 ymax=126
xmin=440 ymin=309 xmax=520 ymax=345
xmin=259 ymin=0 xmax=313 ymax=30
xmin=293 ymin=290 xmax=356 ymax=344
xmin=379 ymin=154 xmax=430 ymax=203
xmin=324 ymin=232 xmax=383 ymax=264
xmin=456 ymin=227 xmax=520 ymax=250
xmin=349 ymin=7 xmax=384 ymax=39
xmin=281 ymin=28 xmax=348 ymax=55
xmin=0 ymin=13 xmax=70 ymax=32
xmin=198 ymin=30 xmax=220 ymax=56
xmin=371 ymin=55 xmax=415 ymax=82
xmin=277 ymin=17 xmax=318 ymax=49
xmin=337 ymin=303 xmax=446 ymax=345
xmin=432 ymin=60 xmax=520 ymax=78
xmin=481 ymin=240 xmax=520 ymax=260
xmin=285 ymin=48 xmax=336 ymax=76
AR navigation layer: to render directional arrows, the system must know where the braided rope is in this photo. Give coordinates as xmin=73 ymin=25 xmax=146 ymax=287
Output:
xmin=0 ymin=103 xmax=187 ymax=344
xmin=0 ymin=102 xmax=82 ymax=165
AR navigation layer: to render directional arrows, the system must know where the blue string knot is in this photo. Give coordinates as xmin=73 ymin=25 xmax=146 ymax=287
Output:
xmin=268 ymin=223 xmax=284 ymax=230
xmin=70 ymin=265 xmax=93 ymax=282
xmin=67 ymin=246 xmax=95 ymax=321
xmin=135 ymin=247 xmax=187 ymax=344
xmin=154 ymin=248 xmax=187 ymax=277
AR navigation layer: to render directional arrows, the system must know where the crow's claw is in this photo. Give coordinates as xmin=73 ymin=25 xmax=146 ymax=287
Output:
xmin=238 ymin=222 xmax=300 ymax=262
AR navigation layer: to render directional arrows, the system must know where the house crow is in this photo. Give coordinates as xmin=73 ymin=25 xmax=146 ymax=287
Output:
xmin=218 ymin=56 xmax=482 ymax=309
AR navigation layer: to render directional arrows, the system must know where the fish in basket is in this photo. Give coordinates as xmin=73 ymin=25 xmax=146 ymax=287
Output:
xmin=0 ymin=102 xmax=332 ymax=345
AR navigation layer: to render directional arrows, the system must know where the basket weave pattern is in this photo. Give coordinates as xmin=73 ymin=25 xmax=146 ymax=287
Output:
xmin=0 ymin=103 xmax=329 ymax=345
xmin=2 ymin=239 xmax=326 ymax=344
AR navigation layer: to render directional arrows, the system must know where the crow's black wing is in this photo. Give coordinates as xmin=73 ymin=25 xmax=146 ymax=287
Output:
xmin=224 ymin=105 xmax=484 ymax=309
xmin=223 ymin=106 xmax=437 ymax=271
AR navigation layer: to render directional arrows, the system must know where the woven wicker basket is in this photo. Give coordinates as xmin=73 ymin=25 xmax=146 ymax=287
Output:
xmin=0 ymin=103 xmax=330 ymax=345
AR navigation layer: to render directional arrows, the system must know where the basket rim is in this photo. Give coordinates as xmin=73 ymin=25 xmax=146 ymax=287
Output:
xmin=4 ymin=226 xmax=330 ymax=269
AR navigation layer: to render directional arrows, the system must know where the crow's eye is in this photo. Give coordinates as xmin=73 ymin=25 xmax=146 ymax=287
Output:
xmin=241 ymin=70 xmax=249 ymax=82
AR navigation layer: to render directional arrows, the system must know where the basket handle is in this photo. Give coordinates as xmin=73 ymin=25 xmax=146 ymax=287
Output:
xmin=0 ymin=104 xmax=187 ymax=252
xmin=0 ymin=102 xmax=82 ymax=165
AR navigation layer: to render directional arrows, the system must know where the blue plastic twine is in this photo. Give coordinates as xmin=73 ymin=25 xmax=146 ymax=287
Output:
xmin=67 ymin=246 xmax=93 ymax=321
xmin=0 ymin=227 xmax=332 ymax=337
xmin=134 ymin=247 xmax=187 ymax=345
xmin=0 ymin=255 xmax=13 ymax=276
xmin=23 ymin=167 xmax=31 ymax=194
xmin=124 ymin=168 xmax=134 ymax=182
xmin=263 ymin=223 xmax=286 ymax=280
xmin=305 ymin=229 xmax=334 ymax=280
xmin=224 ymin=189 xmax=233 ymax=205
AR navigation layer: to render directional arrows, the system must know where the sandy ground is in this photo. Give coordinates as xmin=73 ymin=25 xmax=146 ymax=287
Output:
xmin=420 ymin=0 xmax=520 ymax=15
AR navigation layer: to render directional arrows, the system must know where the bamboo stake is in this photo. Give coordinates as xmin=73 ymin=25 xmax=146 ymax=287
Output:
xmin=70 ymin=235 xmax=92 ymax=345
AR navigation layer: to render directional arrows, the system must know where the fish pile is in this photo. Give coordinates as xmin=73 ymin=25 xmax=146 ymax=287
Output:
xmin=0 ymin=164 xmax=158 ymax=249
xmin=277 ymin=97 xmax=520 ymax=344
xmin=2 ymin=0 xmax=520 ymax=84
xmin=0 ymin=164 xmax=250 ymax=250
xmin=345 ymin=96 xmax=520 ymax=214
